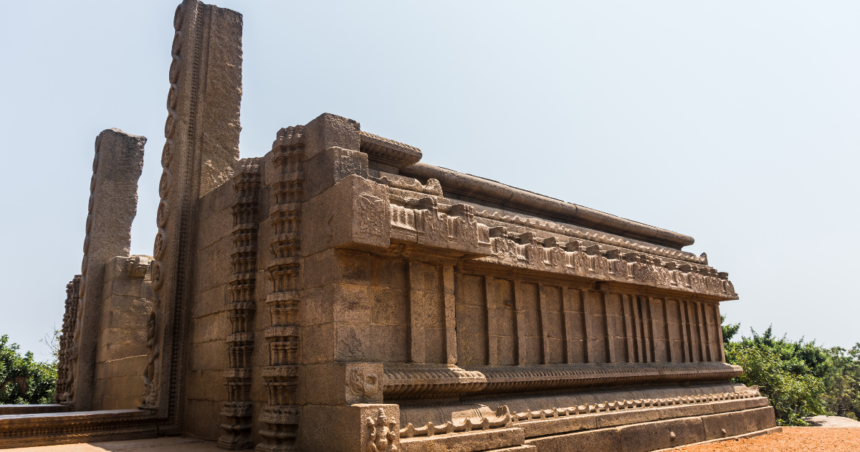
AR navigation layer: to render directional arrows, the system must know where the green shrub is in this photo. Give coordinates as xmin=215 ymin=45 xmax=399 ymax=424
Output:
xmin=0 ymin=335 xmax=57 ymax=405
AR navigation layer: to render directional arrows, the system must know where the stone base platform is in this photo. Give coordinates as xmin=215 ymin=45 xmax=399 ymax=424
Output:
xmin=2 ymin=436 xmax=218 ymax=452
xmin=0 ymin=410 xmax=156 ymax=450
xmin=0 ymin=406 xmax=70 ymax=416
xmin=394 ymin=383 xmax=776 ymax=452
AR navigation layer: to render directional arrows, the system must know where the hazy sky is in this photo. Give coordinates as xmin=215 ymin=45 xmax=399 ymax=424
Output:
xmin=1 ymin=1 xmax=858 ymax=360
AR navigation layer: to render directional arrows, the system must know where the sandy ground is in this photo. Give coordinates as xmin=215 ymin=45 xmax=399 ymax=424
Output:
xmin=675 ymin=427 xmax=860 ymax=452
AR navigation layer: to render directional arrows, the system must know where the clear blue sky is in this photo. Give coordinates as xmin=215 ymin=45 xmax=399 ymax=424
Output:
xmin=1 ymin=1 xmax=858 ymax=360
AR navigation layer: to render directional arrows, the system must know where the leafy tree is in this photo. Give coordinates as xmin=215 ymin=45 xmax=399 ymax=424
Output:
xmin=821 ymin=344 xmax=860 ymax=419
xmin=0 ymin=335 xmax=57 ymax=404
xmin=721 ymin=318 xmax=829 ymax=426
xmin=721 ymin=315 xmax=740 ymax=344
xmin=727 ymin=341 xmax=826 ymax=425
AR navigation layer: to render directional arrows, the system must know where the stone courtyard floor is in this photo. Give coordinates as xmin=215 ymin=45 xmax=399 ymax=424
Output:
xmin=5 ymin=437 xmax=220 ymax=452
xmin=5 ymin=426 xmax=860 ymax=451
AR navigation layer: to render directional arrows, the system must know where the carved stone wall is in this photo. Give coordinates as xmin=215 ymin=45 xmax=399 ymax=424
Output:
xmin=145 ymin=0 xmax=242 ymax=430
xmin=219 ymin=158 xmax=262 ymax=449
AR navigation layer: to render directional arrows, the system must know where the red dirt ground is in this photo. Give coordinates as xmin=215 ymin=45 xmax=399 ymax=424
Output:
xmin=674 ymin=427 xmax=860 ymax=452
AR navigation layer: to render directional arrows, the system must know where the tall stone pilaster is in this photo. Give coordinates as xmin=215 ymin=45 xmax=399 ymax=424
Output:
xmin=219 ymin=158 xmax=262 ymax=449
xmin=71 ymin=129 xmax=146 ymax=411
xmin=143 ymin=0 xmax=243 ymax=433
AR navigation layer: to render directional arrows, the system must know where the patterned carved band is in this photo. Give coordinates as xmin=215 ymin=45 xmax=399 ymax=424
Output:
xmin=383 ymin=362 xmax=742 ymax=399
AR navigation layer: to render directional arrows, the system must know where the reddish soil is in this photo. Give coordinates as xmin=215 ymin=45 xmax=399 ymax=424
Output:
xmin=675 ymin=428 xmax=860 ymax=452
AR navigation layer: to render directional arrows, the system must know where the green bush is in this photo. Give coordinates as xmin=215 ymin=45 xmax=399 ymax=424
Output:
xmin=0 ymin=335 xmax=57 ymax=405
xmin=727 ymin=343 xmax=826 ymax=425
xmin=722 ymin=318 xmax=860 ymax=425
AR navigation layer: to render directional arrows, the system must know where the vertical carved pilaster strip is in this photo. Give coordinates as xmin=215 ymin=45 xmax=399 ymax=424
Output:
xmin=678 ymin=300 xmax=689 ymax=363
xmin=442 ymin=266 xmax=457 ymax=365
xmin=259 ymin=127 xmax=305 ymax=452
xmin=408 ymin=261 xmax=425 ymax=364
xmin=662 ymin=300 xmax=674 ymax=363
xmin=219 ymin=158 xmax=261 ymax=450
xmin=683 ymin=301 xmax=697 ymax=362
xmin=580 ymin=290 xmax=590 ymax=364
xmin=640 ymin=297 xmax=653 ymax=363
xmin=631 ymin=295 xmax=644 ymax=363
xmin=696 ymin=302 xmax=708 ymax=362
xmin=714 ymin=304 xmax=726 ymax=363
xmin=602 ymin=292 xmax=616 ymax=363
xmin=701 ymin=302 xmax=713 ymax=362
xmin=513 ymin=281 xmax=528 ymax=365
xmin=56 ymin=276 xmax=81 ymax=404
xmin=484 ymin=276 xmax=497 ymax=366
xmin=538 ymin=285 xmax=550 ymax=365
xmin=561 ymin=288 xmax=572 ymax=364
xmin=621 ymin=295 xmax=635 ymax=363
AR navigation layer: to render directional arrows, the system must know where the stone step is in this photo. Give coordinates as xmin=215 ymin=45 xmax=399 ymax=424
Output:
xmin=492 ymin=446 xmax=537 ymax=452
xmin=400 ymin=426 xmax=525 ymax=452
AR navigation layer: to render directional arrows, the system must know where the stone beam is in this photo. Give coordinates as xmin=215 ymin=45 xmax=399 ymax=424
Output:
xmin=72 ymin=129 xmax=146 ymax=411
xmin=143 ymin=0 xmax=242 ymax=430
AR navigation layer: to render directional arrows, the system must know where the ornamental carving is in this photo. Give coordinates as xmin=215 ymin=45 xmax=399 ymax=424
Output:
xmin=347 ymin=367 xmax=380 ymax=400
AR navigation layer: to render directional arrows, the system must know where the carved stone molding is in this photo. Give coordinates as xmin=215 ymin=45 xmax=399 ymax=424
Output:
xmin=482 ymin=233 xmax=736 ymax=299
xmin=400 ymin=406 xmax=512 ymax=438
xmin=360 ymin=131 xmax=422 ymax=168
xmin=509 ymin=388 xmax=761 ymax=423
xmin=383 ymin=362 xmax=742 ymax=400
xmin=0 ymin=409 xmax=157 ymax=449
xmin=388 ymin=194 xmax=735 ymax=299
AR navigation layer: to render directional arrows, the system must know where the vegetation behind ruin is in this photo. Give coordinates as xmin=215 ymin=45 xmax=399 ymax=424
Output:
xmin=722 ymin=317 xmax=860 ymax=425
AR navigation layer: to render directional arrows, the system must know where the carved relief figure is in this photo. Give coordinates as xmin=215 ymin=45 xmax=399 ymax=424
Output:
xmin=366 ymin=409 xmax=398 ymax=452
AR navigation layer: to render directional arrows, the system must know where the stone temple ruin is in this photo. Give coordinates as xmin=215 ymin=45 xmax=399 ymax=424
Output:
xmin=0 ymin=1 xmax=778 ymax=451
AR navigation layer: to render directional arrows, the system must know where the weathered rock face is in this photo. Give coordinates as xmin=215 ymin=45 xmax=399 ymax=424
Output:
xmin=21 ymin=2 xmax=779 ymax=452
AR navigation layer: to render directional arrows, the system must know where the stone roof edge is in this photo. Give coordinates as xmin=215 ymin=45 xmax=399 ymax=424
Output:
xmin=399 ymin=162 xmax=696 ymax=250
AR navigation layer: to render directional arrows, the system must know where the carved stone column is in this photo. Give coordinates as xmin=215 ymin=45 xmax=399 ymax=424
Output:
xmin=219 ymin=158 xmax=262 ymax=449
xmin=72 ymin=129 xmax=146 ymax=411
xmin=258 ymin=127 xmax=305 ymax=452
